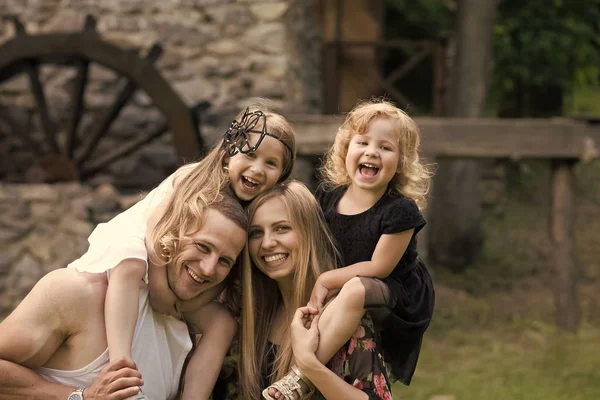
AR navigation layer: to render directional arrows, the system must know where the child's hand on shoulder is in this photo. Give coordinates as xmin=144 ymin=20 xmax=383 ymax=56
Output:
xmin=308 ymin=274 xmax=334 ymax=310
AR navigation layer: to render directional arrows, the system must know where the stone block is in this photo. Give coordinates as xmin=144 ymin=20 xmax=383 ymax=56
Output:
xmin=154 ymin=21 xmax=216 ymax=48
xmin=206 ymin=5 xmax=253 ymax=35
xmin=0 ymin=250 xmax=13 ymax=276
xmin=0 ymin=217 xmax=33 ymax=243
xmin=30 ymin=202 xmax=62 ymax=223
xmin=120 ymin=194 xmax=145 ymax=211
xmin=25 ymin=233 xmax=55 ymax=264
xmin=242 ymin=23 xmax=286 ymax=54
xmin=15 ymin=184 xmax=60 ymax=202
xmin=249 ymin=2 xmax=289 ymax=21
xmin=252 ymin=78 xmax=285 ymax=99
xmin=89 ymin=183 xmax=121 ymax=213
xmin=0 ymin=185 xmax=19 ymax=203
xmin=205 ymin=4 xmax=252 ymax=25
xmin=173 ymin=78 xmax=219 ymax=107
xmin=0 ymin=200 xmax=30 ymax=220
xmin=42 ymin=9 xmax=87 ymax=33
xmin=59 ymin=217 xmax=93 ymax=237
xmin=178 ymin=56 xmax=221 ymax=80
xmin=98 ymin=0 xmax=146 ymax=13
xmin=207 ymin=39 xmax=245 ymax=56
xmin=55 ymin=182 xmax=92 ymax=199
xmin=11 ymin=253 xmax=43 ymax=280
xmin=180 ymin=0 xmax=233 ymax=6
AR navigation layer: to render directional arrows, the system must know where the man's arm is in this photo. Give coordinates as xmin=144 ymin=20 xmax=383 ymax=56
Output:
xmin=0 ymin=359 xmax=74 ymax=400
xmin=0 ymin=269 xmax=77 ymax=399
xmin=0 ymin=269 xmax=142 ymax=400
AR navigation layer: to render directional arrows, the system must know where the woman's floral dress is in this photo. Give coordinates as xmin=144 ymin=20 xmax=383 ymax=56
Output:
xmin=320 ymin=314 xmax=393 ymax=400
xmin=211 ymin=313 xmax=393 ymax=400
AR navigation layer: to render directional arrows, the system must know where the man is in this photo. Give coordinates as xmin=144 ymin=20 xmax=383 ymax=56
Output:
xmin=0 ymin=194 xmax=247 ymax=400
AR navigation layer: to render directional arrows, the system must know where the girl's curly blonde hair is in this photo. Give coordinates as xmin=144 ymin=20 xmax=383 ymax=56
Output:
xmin=320 ymin=99 xmax=433 ymax=209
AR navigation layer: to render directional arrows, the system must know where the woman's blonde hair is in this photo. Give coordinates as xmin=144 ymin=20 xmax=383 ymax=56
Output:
xmin=148 ymin=103 xmax=296 ymax=266
xmin=238 ymin=181 xmax=340 ymax=399
xmin=320 ymin=99 xmax=433 ymax=209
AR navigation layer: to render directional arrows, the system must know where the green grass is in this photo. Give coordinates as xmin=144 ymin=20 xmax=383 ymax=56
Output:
xmin=393 ymin=161 xmax=600 ymax=400
xmin=394 ymin=323 xmax=600 ymax=400
xmin=565 ymin=86 xmax=600 ymax=116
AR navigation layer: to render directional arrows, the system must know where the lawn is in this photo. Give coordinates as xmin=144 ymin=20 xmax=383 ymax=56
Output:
xmin=394 ymin=161 xmax=600 ymax=400
xmin=394 ymin=312 xmax=600 ymax=400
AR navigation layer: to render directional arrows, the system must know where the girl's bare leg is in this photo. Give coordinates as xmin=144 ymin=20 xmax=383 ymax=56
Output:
xmin=266 ymin=277 xmax=367 ymax=399
xmin=181 ymin=302 xmax=237 ymax=400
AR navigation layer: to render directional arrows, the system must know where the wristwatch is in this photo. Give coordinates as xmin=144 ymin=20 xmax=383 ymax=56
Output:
xmin=67 ymin=388 xmax=84 ymax=400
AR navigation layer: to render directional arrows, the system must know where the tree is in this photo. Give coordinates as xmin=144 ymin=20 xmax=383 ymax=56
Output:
xmin=493 ymin=0 xmax=600 ymax=117
xmin=428 ymin=0 xmax=501 ymax=270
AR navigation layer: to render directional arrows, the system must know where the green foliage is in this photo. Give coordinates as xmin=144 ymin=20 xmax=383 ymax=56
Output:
xmin=494 ymin=0 xmax=600 ymax=91
xmin=383 ymin=0 xmax=600 ymax=116
xmin=383 ymin=0 xmax=454 ymax=39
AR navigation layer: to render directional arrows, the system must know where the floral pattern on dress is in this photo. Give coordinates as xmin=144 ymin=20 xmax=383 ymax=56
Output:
xmin=210 ymin=313 xmax=392 ymax=400
xmin=315 ymin=313 xmax=393 ymax=400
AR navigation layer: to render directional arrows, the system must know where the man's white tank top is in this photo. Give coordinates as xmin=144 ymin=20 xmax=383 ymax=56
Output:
xmin=35 ymin=285 xmax=193 ymax=400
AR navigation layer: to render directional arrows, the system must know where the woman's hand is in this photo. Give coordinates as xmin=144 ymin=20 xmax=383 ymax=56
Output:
xmin=290 ymin=306 xmax=320 ymax=368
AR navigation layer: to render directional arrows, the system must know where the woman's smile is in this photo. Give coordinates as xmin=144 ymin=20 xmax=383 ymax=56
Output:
xmin=249 ymin=196 xmax=299 ymax=281
xmin=263 ymin=253 xmax=289 ymax=265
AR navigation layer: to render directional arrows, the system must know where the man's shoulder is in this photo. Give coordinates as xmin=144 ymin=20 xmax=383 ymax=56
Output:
xmin=34 ymin=269 xmax=108 ymax=312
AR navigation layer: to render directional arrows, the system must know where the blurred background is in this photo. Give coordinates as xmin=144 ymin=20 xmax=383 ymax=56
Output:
xmin=1 ymin=0 xmax=599 ymax=399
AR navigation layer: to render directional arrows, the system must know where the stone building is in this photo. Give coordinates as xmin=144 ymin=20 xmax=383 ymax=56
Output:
xmin=0 ymin=0 xmax=387 ymax=317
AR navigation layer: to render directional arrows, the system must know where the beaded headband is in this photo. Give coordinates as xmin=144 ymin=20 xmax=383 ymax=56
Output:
xmin=223 ymin=107 xmax=292 ymax=156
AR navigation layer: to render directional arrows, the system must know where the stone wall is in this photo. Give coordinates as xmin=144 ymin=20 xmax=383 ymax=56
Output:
xmin=0 ymin=0 xmax=322 ymax=189
xmin=0 ymin=182 xmax=138 ymax=319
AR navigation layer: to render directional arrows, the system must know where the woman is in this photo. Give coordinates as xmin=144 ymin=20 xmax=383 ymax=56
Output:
xmin=238 ymin=181 xmax=393 ymax=400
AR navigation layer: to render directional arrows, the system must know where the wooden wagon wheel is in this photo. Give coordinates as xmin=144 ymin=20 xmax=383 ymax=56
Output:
xmin=0 ymin=15 xmax=207 ymax=182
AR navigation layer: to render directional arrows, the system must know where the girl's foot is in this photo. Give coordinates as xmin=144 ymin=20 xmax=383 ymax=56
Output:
xmin=262 ymin=366 xmax=314 ymax=400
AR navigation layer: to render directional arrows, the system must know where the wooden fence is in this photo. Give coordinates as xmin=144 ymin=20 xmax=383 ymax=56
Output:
xmin=291 ymin=114 xmax=600 ymax=331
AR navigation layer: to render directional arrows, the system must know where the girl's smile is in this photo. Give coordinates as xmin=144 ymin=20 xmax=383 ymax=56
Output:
xmin=227 ymin=134 xmax=285 ymax=201
xmin=345 ymin=117 xmax=400 ymax=192
xmin=358 ymin=162 xmax=380 ymax=178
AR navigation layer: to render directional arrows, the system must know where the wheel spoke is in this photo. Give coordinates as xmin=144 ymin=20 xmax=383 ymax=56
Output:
xmin=8 ymin=17 xmax=61 ymax=154
xmin=65 ymin=58 xmax=89 ymax=159
xmin=191 ymin=100 xmax=211 ymax=155
xmin=0 ymin=104 xmax=41 ymax=154
xmin=80 ymin=119 xmax=169 ymax=179
xmin=75 ymin=44 xmax=163 ymax=165
xmin=65 ymin=15 xmax=96 ymax=158
xmin=1 ymin=16 xmax=200 ymax=182
xmin=26 ymin=62 xmax=60 ymax=153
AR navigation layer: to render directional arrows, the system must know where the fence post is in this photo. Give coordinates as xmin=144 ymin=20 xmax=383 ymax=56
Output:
xmin=550 ymin=159 xmax=580 ymax=331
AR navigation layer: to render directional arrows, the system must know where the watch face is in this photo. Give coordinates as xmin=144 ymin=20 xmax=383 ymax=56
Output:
xmin=67 ymin=394 xmax=83 ymax=400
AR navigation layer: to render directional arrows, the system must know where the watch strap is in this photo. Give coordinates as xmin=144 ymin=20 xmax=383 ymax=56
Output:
xmin=67 ymin=388 xmax=85 ymax=400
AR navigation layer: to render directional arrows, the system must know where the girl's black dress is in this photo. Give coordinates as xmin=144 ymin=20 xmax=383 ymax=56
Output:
xmin=317 ymin=185 xmax=435 ymax=385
